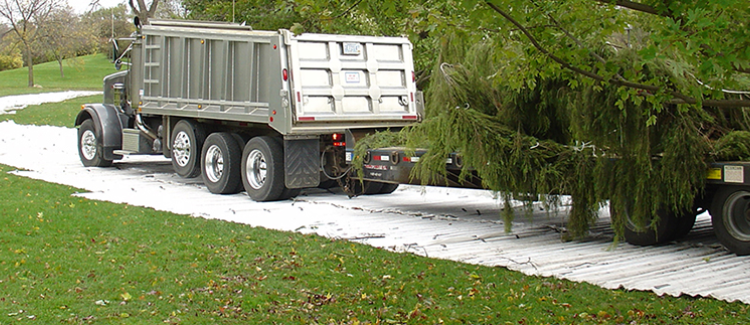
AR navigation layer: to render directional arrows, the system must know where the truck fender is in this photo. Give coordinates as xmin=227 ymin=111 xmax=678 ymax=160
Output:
xmin=75 ymin=104 xmax=124 ymax=160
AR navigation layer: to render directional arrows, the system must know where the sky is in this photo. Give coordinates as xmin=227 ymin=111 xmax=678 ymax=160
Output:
xmin=66 ymin=0 xmax=127 ymax=14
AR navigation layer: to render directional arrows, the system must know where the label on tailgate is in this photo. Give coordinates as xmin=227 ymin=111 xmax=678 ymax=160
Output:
xmin=343 ymin=43 xmax=361 ymax=55
xmin=344 ymin=72 xmax=361 ymax=84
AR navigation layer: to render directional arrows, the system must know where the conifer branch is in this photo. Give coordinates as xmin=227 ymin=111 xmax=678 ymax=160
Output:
xmin=593 ymin=0 xmax=674 ymax=19
xmin=484 ymin=1 xmax=750 ymax=108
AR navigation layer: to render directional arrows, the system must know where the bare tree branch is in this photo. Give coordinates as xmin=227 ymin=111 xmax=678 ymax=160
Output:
xmin=147 ymin=0 xmax=158 ymax=18
xmin=335 ymin=0 xmax=364 ymax=19
xmin=593 ymin=0 xmax=673 ymax=18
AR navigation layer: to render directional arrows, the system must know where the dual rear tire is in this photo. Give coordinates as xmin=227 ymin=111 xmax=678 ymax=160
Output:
xmin=168 ymin=121 xmax=294 ymax=201
xmin=616 ymin=188 xmax=750 ymax=256
xmin=613 ymin=205 xmax=697 ymax=246
xmin=199 ymin=134 xmax=299 ymax=201
xmin=240 ymin=136 xmax=290 ymax=201
xmin=163 ymin=120 xmax=401 ymax=202
xmin=201 ymin=132 xmax=243 ymax=194
xmin=710 ymin=187 xmax=750 ymax=256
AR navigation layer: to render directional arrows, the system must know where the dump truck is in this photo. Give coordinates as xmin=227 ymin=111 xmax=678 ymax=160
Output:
xmin=76 ymin=19 xmax=421 ymax=202
xmin=76 ymin=19 xmax=750 ymax=256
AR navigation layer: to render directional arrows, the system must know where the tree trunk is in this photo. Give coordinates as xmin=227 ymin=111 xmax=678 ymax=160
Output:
xmin=57 ymin=55 xmax=64 ymax=78
xmin=24 ymin=43 xmax=34 ymax=87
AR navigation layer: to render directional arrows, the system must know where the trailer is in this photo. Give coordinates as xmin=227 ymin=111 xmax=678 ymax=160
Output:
xmin=355 ymin=144 xmax=750 ymax=255
xmin=76 ymin=19 xmax=421 ymax=202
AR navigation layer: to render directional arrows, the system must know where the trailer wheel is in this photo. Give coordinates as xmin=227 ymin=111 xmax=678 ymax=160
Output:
xmin=242 ymin=136 xmax=286 ymax=201
xmin=348 ymin=180 xmax=383 ymax=196
xmin=78 ymin=119 xmax=113 ymax=167
xmin=171 ymin=120 xmax=205 ymax=178
xmin=710 ymin=187 xmax=750 ymax=255
xmin=378 ymin=183 xmax=400 ymax=194
xmin=201 ymin=133 xmax=242 ymax=194
xmin=670 ymin=209 xmax=698 ymax=241
xmin=613 ymin=205 xmax=676 ymax=246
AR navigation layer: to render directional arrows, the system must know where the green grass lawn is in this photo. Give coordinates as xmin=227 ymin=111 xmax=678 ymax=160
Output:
xmin=0 ymin=54 xmax=117 ymax=97
xmin=0 ymin=95 xmax=102 ymax=127
xmin=0 ymin=54 xmax=749 ymax=324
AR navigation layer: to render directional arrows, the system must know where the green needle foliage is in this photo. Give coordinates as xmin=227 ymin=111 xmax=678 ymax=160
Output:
xmin=356 ymin=28 xmax=749 ymax=239
xmin=333 ymin=0 xmax=750 ymax=240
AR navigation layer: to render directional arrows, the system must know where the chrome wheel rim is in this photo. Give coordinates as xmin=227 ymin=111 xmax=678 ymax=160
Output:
xmin=80 ymin=129 xmax=97 ymax=161
xmin=172 ymin=131 xmax=191 ymax=167
xmin=246 ymin=149 xmax=267 ymax=190
xmin=204 ymin=145 xmax=224 ymax=183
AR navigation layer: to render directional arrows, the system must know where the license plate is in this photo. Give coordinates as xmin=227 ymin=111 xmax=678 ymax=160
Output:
xmin=343 ymin=42 xmax=361 ymax=55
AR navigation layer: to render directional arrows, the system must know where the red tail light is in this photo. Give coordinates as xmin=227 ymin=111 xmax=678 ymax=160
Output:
xmin=332 ymin=133 xmax=345 ymax=147
xmin=282 ymin=69 xmax=289 ymax=81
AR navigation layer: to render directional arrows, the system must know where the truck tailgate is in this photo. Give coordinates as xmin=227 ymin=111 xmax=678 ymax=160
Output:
xmin=287 ymin=33 xmax=419 ymax=124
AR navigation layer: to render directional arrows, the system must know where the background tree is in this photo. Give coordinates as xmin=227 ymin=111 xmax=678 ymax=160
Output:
xmin=154 ymin=0 xmax=185 ymax=18
xmin=37 ymin=5 xmax=96 ymax=77
xmin=0 ymin=0 xmax=63 ymax=87
xmin=181 ymin=0 xmax=432 ymax=75
xmin=128 ymin=0 xmax=158 ymax=24
xmin=82 ymin=3 xmax=134 ymax=58
xmin=0 ymin=23 xmax=23 ymax=71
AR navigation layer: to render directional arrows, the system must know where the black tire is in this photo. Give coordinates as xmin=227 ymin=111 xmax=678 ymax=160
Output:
xmin=171 ymin=120 xmax=206 ymax=178
xmin=710 ymin=186 xmax=750 ymax=255
xmin=201 ymin=133 xmax=243 ymax=194
xmin=669 ymin=210 xmax=698 ymax=241
xmin=378 ymin=183 xmax=400 ymax=195
xmin=78 ymin=119 xmax=113 ymax=167
xmin=241 ymin=136 xmax=286 ymax=201
xmin=612 ymin=205 xmax=676 ymax=246
xmin=280 ymin=188 xmax=302 ymax=200
xmin=349 ymin=180 xmax=382 ymax=195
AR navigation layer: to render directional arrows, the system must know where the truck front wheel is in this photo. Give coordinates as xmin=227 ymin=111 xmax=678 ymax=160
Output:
xmin=241 ymin=136 xmax=286 ymax=201
xmin=202 ymin=132 xmax=243 ymax=194
xmin=78 ymin=119 xmax=113 ymax=167
xmin=171 ymin=120 xmax=205 ymax=178
xmin=710 ymin=186 xmax=750 ymax=255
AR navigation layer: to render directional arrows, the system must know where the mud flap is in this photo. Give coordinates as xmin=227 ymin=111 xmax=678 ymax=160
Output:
xmin=284 ymin=138 xmax=320 ymax=189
